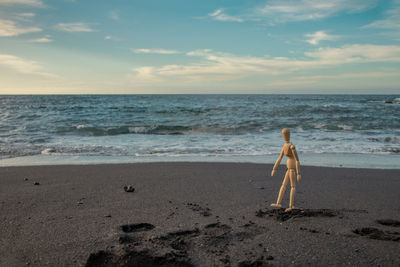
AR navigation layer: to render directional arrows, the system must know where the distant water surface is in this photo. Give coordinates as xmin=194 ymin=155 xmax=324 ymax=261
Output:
xmin=0 ymin=95 xmax=399 ymax=168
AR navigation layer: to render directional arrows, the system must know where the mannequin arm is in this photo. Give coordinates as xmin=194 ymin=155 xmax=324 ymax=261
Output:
xmin=290 ymin=145 xmax=301 ymax=181
xmin=271 ymin=148 xmax=284 ymax=176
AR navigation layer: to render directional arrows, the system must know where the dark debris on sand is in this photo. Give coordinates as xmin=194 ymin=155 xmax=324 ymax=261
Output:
xmin=238 ymin=256 xmax=273 ymax=267
xmin=353 ymin=227 xmax=400 ymax=242
xmin=85 ymin=249 xmax=194 ymax=267
xmin=123 ymin=185 xmax=135 ymax=193
xmin=86 ymin=220 xmax=270 ymax=267
xmin=186 ymin=202 xmax=212 ymax=217
xmin=256 ymin=208 xmax=338 ymax=222
xmin=120 ymin=223 xmax=155 ymax=233
xmin=376 ymin=219 xmax=400 ymax=227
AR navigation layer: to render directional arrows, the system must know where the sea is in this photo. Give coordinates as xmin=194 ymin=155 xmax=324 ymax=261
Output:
xmin=0 ymin=95 xmax=399 ymax=168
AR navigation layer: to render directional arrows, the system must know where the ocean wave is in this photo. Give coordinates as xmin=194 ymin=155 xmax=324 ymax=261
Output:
xmin=40 ymin=145 xmax=128 ymax=156
xmin=60 ymin=123 xmax=271 ymax=136
xmin=59 ymin=125 xmax=194 ymax=136
xmin=367 ymin=136 xmax=400 ymax=144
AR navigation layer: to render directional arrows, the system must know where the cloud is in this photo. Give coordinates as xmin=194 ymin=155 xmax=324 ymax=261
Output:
xmin=257 ymin=0 xmax=377 ymax=23
xmin=133 ymin=48 xmax=180 ymax=55
xmin=0 ymin=54 xmax=56 ymax=77
xmin=271 ymin=71 xmax=400 ymax=86
xmin=28 ymin=36 xmax=53 ymax=43
xmin=56 ymin=23 xmax=96 ymax=32
xmin=208 ymin=9 xmax=244 ymax=22
xmin=304 ymin=44 xmax=400 ymax=63
xmin=305 ymin=30 xmax=338 ymax=45
xmin=104 ymin=35 xmax=120 ymax=41
xmin=16 ymin=12 xmax=36 ymax=18
xmin=206 ymin=1 xmax=377 ymax=24
xmin=133 ymin=67 xmax=159 ymax=80
xmin=0 ymin=19 xmax=42 ymax=36
xmin=109 ymin=10 xmax=119 ymax=20
xmin=363 ymin=1 xmax=400 ymax=30
xmin=130 ymin=44 xmax=400 ymax=81
xmin=0 ymin=0 xmax=44 ymax=7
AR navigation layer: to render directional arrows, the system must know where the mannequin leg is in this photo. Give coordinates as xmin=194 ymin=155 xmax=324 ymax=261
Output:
xmin=271 ymin=170 xmax=289 ymax=208
xmin=285 ymin=169 xmax=296 ymax=212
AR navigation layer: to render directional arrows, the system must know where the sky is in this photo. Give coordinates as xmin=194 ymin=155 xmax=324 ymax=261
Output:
xmin=0 ymin=0 xmax=399 ymax=94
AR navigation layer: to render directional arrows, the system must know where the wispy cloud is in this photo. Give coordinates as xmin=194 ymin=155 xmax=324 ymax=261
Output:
xmin=257 ymin=0 xmax=377 ymax=23
xmin=206 ymin=1 xmax=377 ymax=25
xmin=130 ymin=44 xmax=400 ymax=81
xmin=28 ymin=36 xmax=53 ymax=43
xmin=271 ymin=71 xmax=400 ymax=86
xmin=304 ymin=44 xmax=400 ymax=63
xmin=133 ymin=48 xmax=180 ymax=55
xmin=208 ymin=9 xmax=244 ymax=22
xmin=56 ymin=22 xmax=96 ymax=32
xmin=0 ymin=0 xmax=45 ymax=7
xmin=363 ymin=1 xmax=400 ymax=30
xmin=16 ymin=12 xmax=36 ymax=18
xmin=305 ymin=30 xmax=338 ymax=45
xmin=109 ymin=10 xmax=119 ymax=20
xmin=104 ymin=35 xmax=120 ymax=41
xmin=133 ymin=67 xmax=159 ymax=80
xmin=0 ymin=19 xmax=42 ymax=36
xmin=0 ymin=54 xmax=56 ymax=77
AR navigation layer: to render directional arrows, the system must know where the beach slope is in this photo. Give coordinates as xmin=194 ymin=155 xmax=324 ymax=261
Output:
xmin=1 ymin=162 xmax=399 ymax=266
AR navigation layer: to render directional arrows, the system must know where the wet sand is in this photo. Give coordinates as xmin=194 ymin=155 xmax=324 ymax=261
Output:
xmin=0 ymin=162 xmax=399 ymax=266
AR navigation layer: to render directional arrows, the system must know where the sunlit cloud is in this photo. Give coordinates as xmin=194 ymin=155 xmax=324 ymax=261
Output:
xmin=304 ymin=44 xmax=400 ymax=63
xmin=208 ymin=9 xmax=244 ymax=22
xmin=305 ymin=31 xmax=338 ymax=45
xmin=133 ymin=48 xmax=180 ymax=54
xmin=130 ymin=44 xmax=400 ymax=81
xmin=104 ymin=35 xmax=120 ymax=41
xmin=56 ymin=22 xmax=96 ymax=32
xmin=270 ymin=71 xmax=400 ymax=87
xmin=28 ymin=36 xmax=53 ymax=43
xmin=0 ymin=0 xmax=45 ymax=7
xmin=16 ymin=12 xmax=36 ymax=18
xmin=256 ymin=0 xmax=377 ymax=23
xmin=131 ymin=67 xmax=159 ymax=80
xmin=363 ymin=1 xmax=400 ymax=30
xmin=207 ymin=1 xmax=377 ymax=25
xmin=0 ymin=54 xmax=57 ymax=77
xmin=0 ymin=19 xmax=42 ymax=36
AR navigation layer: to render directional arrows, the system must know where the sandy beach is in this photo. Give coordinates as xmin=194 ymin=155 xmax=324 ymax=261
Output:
xmin=0 ymin=162 xmax=399 ymax=266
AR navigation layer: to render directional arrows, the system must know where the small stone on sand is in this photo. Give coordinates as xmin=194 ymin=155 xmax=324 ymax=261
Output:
xmin=124 ymin=185 xmax=135 ymax=192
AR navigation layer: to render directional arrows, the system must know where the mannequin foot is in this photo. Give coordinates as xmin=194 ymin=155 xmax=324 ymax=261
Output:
xmin=285 ymin=206 xmax=295 ymax=212
xmin=270 ymin=203 xmax=282 ymax=208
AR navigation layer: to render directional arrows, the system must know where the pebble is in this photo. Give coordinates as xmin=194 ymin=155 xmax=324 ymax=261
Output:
xmin=33 ymin=182 xmax=40 ymax=185
xmin=123 ymin=185 xmax=135 ymax=192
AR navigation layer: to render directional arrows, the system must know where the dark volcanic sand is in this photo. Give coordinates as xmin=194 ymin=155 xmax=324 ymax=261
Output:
xmin=0 ymin=162 xmax=399 ymax=266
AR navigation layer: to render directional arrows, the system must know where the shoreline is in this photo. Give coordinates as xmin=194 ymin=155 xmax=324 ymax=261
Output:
xmin=1 ymin=162 xmax=399 ymax=266
xmin=1 ymin=161 xmax=400 ymax=171
xmin=1 ymin=152 xmax=399 ymax=169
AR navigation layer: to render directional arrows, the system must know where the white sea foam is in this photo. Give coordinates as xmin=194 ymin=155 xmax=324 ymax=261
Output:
xmin=338 ymin=124 xmax=352 ymax=131
xmin=41 ymin=148 xmax=56 ymax=154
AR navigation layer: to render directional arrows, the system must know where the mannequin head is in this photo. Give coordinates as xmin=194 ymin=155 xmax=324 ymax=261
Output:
xmin=281 ymin=128 xmax=290 ymax=142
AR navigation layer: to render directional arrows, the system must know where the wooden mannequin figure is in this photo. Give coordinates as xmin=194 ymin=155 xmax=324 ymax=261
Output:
xmin=271 ymin=128 xmax=302 ymax=212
